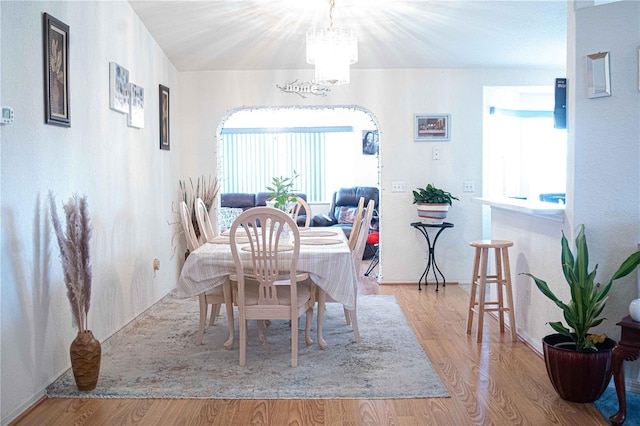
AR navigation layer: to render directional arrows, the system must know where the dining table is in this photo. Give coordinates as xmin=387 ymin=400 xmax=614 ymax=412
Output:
xmin=177 ymin=226 xmax=358 ymax=348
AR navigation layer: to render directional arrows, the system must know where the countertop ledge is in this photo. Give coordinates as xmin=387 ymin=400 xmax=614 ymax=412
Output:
xmin=474 ymin=197 xmax=565 ymax=222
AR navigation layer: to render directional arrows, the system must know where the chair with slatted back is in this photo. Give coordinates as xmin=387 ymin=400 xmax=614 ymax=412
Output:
xmin=180 ymin=201 xmax=234 ymax=348
xmin=347 ymin=196 xmax=365 ymax=251
xmin=316 ymin=199 xmax=375 ymax=349
xmin=229 ymin=207 xmax=316 ymax=367
xmin=289 ymin=197 xmax=311 ymax=228
xmin=195 ymin=197 xmax=216 ymax=243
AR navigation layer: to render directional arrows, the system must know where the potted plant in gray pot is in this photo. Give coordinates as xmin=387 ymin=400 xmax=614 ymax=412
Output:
xmin=412 ymin=183 xmax=459 ymax=224
xmin=522 ymin=224 xmax=640 ymax=403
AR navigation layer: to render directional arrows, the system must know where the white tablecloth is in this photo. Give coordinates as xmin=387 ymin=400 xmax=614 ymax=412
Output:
xmin=176 ymin=228 xmax=358 ymax=310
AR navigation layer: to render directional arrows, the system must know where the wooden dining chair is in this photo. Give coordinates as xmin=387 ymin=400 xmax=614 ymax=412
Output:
xmin=180 ymin=201 xmax=234 ymax=348
xmin=195 ymin=197 xmax=216 ymax=243
xmin=289 ymin=197 xmax=311 ymax=228
xmin=229 ymin=207 xmax=316 ymax=367
xmin=347 ymin=196 xmax=366 ymax=251
xmin=317 ymin=199 xmax=375 ymax=349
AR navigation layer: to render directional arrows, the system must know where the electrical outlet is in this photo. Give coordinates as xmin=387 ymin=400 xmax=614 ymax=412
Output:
xmin=391 ymin=181 xmax=406 ymax=193
xmin=432 ymin=148 xmax=440 ymax=160
xmin=463 ymin=181 xmax=475 ymax=192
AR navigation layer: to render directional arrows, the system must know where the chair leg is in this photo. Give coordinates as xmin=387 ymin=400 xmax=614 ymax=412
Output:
xmin=494 ymin=248 xmax=505 ymax=333
xmin=305 ymin=305 xmax=314 ymax=346
xmin=350 ymin=307 xmax=361 ymax=343
xmin=466 ymin=248 xmax=481 ymax=335
xmin=291 ymin=313 xmax=299 ymax=368
xmin=239 ymin=315 xmax=247 ymax=367
xmin=476 ymin=247 xmax=489 ymax=343
xmin=317 ymin=289 xmax=328 ymax=350
xmin=197 ymin=294 xmax=207 ymax=345
xmin=222 ymin=281 xmax=234 ymax=350
xmin=258 ymin=320 xmax=266 ymax=344
xmin=502 ymin=247 xmax=518 ymax=342
xmin=209 ymin=303 xmax=221 ymax=326
xmin=343 ymin=307 xmax=351 ymax=325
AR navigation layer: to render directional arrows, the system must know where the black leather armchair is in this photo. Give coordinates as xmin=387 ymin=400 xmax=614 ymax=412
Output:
xmin=312 ymin=186 xmax=379 ymax=238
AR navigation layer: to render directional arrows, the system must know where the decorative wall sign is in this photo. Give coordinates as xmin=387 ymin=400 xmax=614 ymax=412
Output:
xmin=109 ymin=62 xmax=129 ymax=113
xmin=414 ymin=114 xmax=450 ymax=141
xmin=43 ymin=13 xmax=70 ymax=127
xmin=276 ymin=80 xmax=330 ymax=98
xmin=159 ymin=85 xmax=170 ymax=150
xmin=128 ymin=83 xmax=144 ymax=128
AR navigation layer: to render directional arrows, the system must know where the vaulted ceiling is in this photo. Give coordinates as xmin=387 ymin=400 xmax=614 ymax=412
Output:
xmin=128 ymin=0 xmax=567 ymax=72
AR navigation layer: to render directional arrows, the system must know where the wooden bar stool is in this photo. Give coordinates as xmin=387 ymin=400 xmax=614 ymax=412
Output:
xmin=466 ymin=240 xmax=517 ymax=343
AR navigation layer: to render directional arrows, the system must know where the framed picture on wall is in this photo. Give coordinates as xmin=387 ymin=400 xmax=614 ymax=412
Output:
xmin=414 ymin=114 xmax=450 ymax=141
xmin=109 ymin=62 xmax=129 ymax=113
xmin=43 ymin=13 xmax=70 ymax=127
xmin=128 ymin=83 xmax=144 ymax=128
xmin=362 ymin=130 xmax=379 ymax=155
xmin=159 ymin=85 xmax=170 ymax=150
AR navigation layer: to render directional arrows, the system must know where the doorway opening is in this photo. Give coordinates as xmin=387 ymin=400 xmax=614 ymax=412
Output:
xmin=216 ymin=105 xmax=381 ymax=277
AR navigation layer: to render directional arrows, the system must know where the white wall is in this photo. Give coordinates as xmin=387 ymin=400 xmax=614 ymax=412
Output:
xmin=0 ymin=1 xmax=179 ymax=422
xmin=491 ymin=0 xmax=640 ymax=374
xmin=178 ymin=67 xmax=562 ymax=284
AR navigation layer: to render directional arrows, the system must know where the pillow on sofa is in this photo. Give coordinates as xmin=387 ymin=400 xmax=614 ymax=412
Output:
xmin=219 ymin=207 xmax=243 ymax=230
xmin=337 ymin=206 xmax=358 ymax=224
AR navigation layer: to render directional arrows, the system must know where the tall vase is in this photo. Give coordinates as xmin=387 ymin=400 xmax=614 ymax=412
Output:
xmin=70 ymin=330 xmax=101 ymax=391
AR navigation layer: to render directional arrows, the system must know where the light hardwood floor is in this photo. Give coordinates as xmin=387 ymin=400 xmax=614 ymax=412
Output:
xmin=12 ymin=272 xmax=606 ymax=425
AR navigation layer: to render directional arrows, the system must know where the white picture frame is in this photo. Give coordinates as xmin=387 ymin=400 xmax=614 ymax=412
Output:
xmin=109 ymin=62 xmax=129 ymax=113
xmin=414 ymin=114 xmax=450 ymax=141
xmin=127 ymin=83 xmax=144 ymax=128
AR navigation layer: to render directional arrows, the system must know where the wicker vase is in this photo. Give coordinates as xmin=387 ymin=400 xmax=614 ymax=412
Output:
xmin=70 ymin=330 xmax=101 ymax=391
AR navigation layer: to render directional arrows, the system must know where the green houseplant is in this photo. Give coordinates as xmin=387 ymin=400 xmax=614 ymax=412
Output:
xmin=522 ymin=224 xmax=640 ymax=402
xmin=267 ymin=171 xmax=299 ymax=210
xmin=412 ymin=183 xmax=459 ymax=224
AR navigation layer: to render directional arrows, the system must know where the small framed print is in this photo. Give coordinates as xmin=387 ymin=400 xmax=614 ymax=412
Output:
xmin=128 ymin=83 xmax=144 ymax=128
xmin=43 ymin=13 xmax=70 ymax=127
xmin=414 ymin=114 xmax=450 ymax=141
xmin=109 ymin=62 xmax=129 ymax=113
xmin=159 ymin=85 xmax=170 ymax=150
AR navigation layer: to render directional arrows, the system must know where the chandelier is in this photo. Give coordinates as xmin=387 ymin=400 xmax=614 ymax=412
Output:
xmin=306 ymin=0 xmax=358 ymax=85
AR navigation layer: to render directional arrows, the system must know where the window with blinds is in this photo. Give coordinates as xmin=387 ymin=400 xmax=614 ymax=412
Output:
xmin=219 ymin=126 xmax=353 ymax=202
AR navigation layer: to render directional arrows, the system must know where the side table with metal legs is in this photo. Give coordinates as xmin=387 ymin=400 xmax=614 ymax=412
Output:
xmin=410 ymin=222 xmax=454 ymax=291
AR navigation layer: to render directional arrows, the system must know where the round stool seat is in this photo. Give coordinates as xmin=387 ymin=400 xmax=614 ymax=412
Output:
xmin=470 ymin=240 xmax=513 ymax=249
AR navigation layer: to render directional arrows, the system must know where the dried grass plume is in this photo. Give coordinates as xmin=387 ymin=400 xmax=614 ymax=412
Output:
xmin=49 ymin=191 xmax=93 ymax=333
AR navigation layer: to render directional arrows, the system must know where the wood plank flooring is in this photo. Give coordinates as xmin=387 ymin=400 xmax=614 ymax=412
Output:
xmin=12 ymin=273 xmax=607 ymax=425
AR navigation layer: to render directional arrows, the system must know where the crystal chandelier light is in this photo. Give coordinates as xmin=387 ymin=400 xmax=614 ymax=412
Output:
xmin=306 ymin=0 xmax=358 ymax=85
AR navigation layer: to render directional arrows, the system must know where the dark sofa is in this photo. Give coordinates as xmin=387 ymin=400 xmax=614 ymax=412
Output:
xmin=220 ymin=192 xmax=309 ymax=226
xmin=311 ymin=186 xmax=379 ymax=238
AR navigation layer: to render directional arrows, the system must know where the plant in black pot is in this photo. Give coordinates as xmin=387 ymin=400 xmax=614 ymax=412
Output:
xmin=522 ymin=224 xmax=640 ymax=403
xmin=412 ymin=183 xmax=459 ymax=224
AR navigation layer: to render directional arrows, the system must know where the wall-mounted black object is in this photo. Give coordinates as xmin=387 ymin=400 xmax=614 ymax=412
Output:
xmin=554 ymin=78 xmax=566 ymax=129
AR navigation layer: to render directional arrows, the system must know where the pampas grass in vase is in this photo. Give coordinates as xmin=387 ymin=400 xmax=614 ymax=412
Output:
xmin=49 ymin=191 xmax=101 ymax=391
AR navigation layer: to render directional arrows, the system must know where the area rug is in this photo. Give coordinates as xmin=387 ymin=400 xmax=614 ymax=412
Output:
xmin=593 ymin=385 xmax=640 ymax=425
xmin=47 ymin=294 xmax=449 ymax=399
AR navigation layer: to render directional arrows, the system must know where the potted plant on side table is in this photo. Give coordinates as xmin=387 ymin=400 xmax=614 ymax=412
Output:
xmin=522 ymin=224 xmax=640 ymax=403
xmin=412 ymin=183 xmax=459 ymax=224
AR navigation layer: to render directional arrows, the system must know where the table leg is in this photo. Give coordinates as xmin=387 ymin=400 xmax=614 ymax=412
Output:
xmin=610 ymin=343 xmax=640 ymax=425
xmin=317 ymin=289 xmax=328 ymax=350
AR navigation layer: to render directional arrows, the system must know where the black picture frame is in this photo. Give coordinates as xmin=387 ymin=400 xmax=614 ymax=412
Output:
xmin=43 ymin=13 xmax=70 ymax=127
xmin=159 ymin=85 xmax=170 ymax=150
